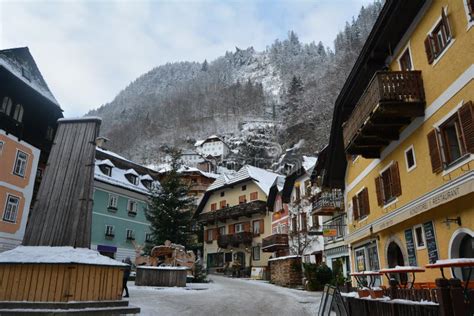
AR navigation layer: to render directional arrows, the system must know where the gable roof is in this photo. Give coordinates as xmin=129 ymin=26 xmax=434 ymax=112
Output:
xmin=267 ymin=175 xmax=286 ymax=211
xmin=0 ymin=47 xmax=60 ymax=108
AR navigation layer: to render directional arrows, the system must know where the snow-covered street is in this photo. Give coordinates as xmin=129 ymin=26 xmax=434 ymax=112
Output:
xmin=127 ymin=275 xmax=322 ymax=315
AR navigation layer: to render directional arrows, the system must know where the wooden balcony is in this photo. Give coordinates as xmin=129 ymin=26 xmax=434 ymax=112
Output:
xmin=0 ymin=112 xmax=23 ymax=138
xmin=312 ymin=190 xmax=344 ymax=215
xmin=262 ymin=234 xmax=289 ymax=252
xmin=198 ymin=200 xmax=266 ymax=224
xmin=217 ymin=232 xmax=253 ymax=248
xmin=343 ymin=71 xmax=425 ymax=158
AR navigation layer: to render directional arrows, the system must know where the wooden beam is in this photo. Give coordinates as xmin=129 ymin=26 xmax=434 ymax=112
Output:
xmin=363 ymin=127 xmax=400 ymax=140
xmin=379 ymin=102 xmax=425 ymax=117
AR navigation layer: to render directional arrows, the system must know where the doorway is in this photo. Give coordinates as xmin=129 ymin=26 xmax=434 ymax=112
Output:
xmin=450 ymin=229 xmax=474 ymax=281
xmin=387 ymin=241 xmax=407 ymax=283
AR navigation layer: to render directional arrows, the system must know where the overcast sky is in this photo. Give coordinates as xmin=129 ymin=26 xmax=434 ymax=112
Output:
xmin=0 ymin=0 xmax=373 ymax=117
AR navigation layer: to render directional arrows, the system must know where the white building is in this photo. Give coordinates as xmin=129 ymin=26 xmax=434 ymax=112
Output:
xmin=194 ymin=135 xmax=229 ymax=159
xmin=179 ymin=149 xmax=204 ymax=167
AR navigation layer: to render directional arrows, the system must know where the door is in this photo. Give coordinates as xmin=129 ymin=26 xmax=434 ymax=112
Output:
xmin=459 ymin=234 xmax=474 ymax=281
xmin=387 ymin=242 xmax=407 ymax=284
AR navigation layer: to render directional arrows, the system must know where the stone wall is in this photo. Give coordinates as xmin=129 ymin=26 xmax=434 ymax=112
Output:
xmin=269 ymin=256 xmax=302 ymax=287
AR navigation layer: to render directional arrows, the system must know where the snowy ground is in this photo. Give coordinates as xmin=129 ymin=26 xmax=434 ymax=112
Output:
xmin=127 ymin=274 xmax=322 ymax=315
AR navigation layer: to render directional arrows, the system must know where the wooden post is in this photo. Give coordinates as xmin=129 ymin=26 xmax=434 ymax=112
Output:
xmin=448 ymin=278 xmax=466 ymax=316
xmin=23 ymin=117 xmax=101 ymax=248
xmin=389 ymin=277 xmax=398 ymax=299
xmin=436 ymin=278 xmax=453 ymax=316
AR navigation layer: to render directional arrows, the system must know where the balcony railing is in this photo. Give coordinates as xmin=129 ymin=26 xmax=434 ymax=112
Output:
xmin=0 ymin=112 xmax=23 ymax=138
xmin=198 ymin=200 xmax=267 ymax=224
xmin=342 ymin=71 xmax=425 ymax=158
xmin=323 ymin=215 xmax=347 ymax=245
xmin=217 ymin=232 xmax=253 ymax=248
xmin=262 ymin=234 xmax=289 ymax=252
xmin=313 ymin=190 xmax=344 ymax=215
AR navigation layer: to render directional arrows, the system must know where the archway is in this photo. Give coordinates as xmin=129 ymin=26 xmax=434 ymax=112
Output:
xmin=449 ymin=228 xmax=474 ymax=280
xmin=387 ymin=241 xmax=407 ymax=283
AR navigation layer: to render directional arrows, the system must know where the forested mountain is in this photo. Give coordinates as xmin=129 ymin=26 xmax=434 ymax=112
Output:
xmin=88 ymin=1 xmax=382 ymax=164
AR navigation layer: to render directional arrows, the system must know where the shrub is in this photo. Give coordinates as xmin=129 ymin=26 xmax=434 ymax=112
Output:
xmin=303 ymin=263 xmax=333 ymax=291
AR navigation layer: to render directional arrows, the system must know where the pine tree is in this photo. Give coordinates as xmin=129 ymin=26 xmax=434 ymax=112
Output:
xmin=145 ymin=149 xmax=195 ymax=248
xmin=282 ymin=76 xmax=304 ymax=127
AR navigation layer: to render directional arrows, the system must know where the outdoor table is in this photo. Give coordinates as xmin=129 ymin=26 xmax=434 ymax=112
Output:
xmin=426 ymin=258 xmax=474 ymax=295
xmin=379 ymin=266 xmax=425 ymax=289
xmin=350 ymin=271 xmax=382 ymax=288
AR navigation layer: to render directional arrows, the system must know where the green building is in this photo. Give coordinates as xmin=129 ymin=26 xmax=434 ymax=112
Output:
xmin=91 ymin=142 xmax=159 ymax=263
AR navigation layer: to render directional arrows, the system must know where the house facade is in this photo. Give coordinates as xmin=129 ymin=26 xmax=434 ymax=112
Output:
xmin=324 ymin=0 xmax=473 ymax=284
xmin=195 ymin=135 xmax=229 ymax=159
xmin=0 ymin=47 xmax=63 ymax=252
xmin=196 ymin=165 xmax=280 ymax=273
xmin=91 ymin=146 xmax=159 ymax=262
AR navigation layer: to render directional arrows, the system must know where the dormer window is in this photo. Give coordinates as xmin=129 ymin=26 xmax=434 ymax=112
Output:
xmin=140 ymin=174 xmax=154 ymax=189
xmin=100 ymin=165 xmax=112 ymax=176
xmin=13 ymin=104 xmax=24 ymax=123
xmin=1 ymin=97 xmax=12 ymax=115
xmin=127 ymin=174 xmax=138 ymax=185
xmin=142 ymin=179 xmax=152 ymax=189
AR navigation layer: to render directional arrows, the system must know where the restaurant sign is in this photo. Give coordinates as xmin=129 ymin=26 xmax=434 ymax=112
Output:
xmin=323 ymin=228 xmax=338 ymax=237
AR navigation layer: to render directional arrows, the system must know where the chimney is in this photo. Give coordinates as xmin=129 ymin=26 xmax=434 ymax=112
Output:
xmin=96 ymin=136 xmax=109 ymax=149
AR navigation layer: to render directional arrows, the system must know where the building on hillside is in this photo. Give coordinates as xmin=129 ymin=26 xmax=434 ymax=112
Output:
xmin=195 ymin=165 xmax=280 ymax=274
xmin=324 ymin=0 xmax=473 ymax=284
xmin=91 ymin=143 xmax=160 ymax=262
xmin=262 ymin=176 xmax=290 ymax=258
xmin=179 ymin=149 xmax=205 ymax=168
xmin=310 ymin=146 xmax=348 ymax=276
xmin=0 ymin=47 xmax=63 ymax=252
xmin=194 ymin=135 xmax=229 ymax=160
xmin=281 ymin=156 xmax=323 ymax=264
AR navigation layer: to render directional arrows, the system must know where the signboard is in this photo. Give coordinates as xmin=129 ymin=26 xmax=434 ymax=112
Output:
xmin=323 ymin=228 xmax=337 ymax=237
xmin=404 ymin=229 xmax=418 ymax=266
xmin=423 ymin=221 xmax=439 ymax=264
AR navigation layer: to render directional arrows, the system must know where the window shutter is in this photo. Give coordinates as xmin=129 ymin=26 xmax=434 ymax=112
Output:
xmin=427 ymin=129 xmax=443 ymax=173
xmin=204 ymin=229 xmax=208 ymax=242
xmin=352 ymin=196 xmax=359 ymax=220
xmin=441 ymin=7 xmax=452 ymax=39
xmin=213 ymin=228 xmax=219 ymax=240
xmin=229 ymin=224 xmax=235 ymax=234
xmin=259 ymin=219 xmax=265 ymax=234
xmin=362 ymin=188 xmax=370 ymax=216
xmin=424 ymin=36 xmax=435 ymax=64
xmin=468 ymin=0 xmax=474 ymax=18
xmin=243 ymin=221 xmax=251 ymax=232
xmin=457 ymin=101 xmax=474 ymax=154
xmin=375 ymin=176 xmax=384 ymax=206
xmin=390 ymin=161 xmax=402 ymax=197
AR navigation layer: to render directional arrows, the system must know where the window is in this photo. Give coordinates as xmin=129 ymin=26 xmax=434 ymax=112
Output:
xmin=414 ymin=225 xmax=426 ymax=249
xmin=405 ymin=146 xmax=416 ymax=172
xmin=241 ymin=185 xmax=247 ymax=191
xmin=108 ymin=194 xmax=118 ymax=210
xmin=128 ymin=200 xmax=137 ymax=215
xmin=12 ymin=104 xmax=24 ymax=123
xmin=13 ymin=150 xmax=28 ymax=177
xmin=352 ymin=188 xmax=370 ymax=220
xmin=311 ymin=214 xmax=320 ymax=229
xmin=235 ymin=223 xmax=244 ymax=233
xmin=100 ymin=165 xmax=112 ymax=176
xmin=3 ymin=195 xmax=20 ymax=223
xmin=220 ymin=191 xmax=225 ymax=197
xmin=0 ymin=141 xmax=4 ymax=155
xmin=206 ymin=229 xmax=214 ymax=241
xmin=253 ymin=219 xmax=261 ymax=235
xmin=239 ymin=195 xmax=246 ymax=204
xmin=300 ymin=213 xmax=307 ymax=232
xmin=1 ymin=97 xmax=12 ymax=115
xmin=145 ymin=233 xmax=153 ymax=243
xmin=249 ymin=192 xmax=258 ymax=201
xmin=105 ymin=225 xmax=115 ymax=237
xmin=291 ymin=215 xmax=297 ymax=232
xmin=219 ymin=200 xmax=227 ymax=209
xmin=210 ymin=203 xmax=217 ymax=211
xmin=375 ymin=162 xmax=402 ymax=206
xmin=128 ymin=175 xmax=138 ymax=185
xmin=304 ymin=180 xmax=312 ymax=197
xmin=294 ymin=185 xmax=301 ymax=201
xmin=219 ymin=226 xmax=225 ymax=236
xmin=252 ymin=246 xmax=261 ymax=261
xmin=424 ymin=8 xmax=452 ymax=64
xmin=465 ymin=0 xmax=474 ymax=22
xmin=126 ymin=229 xmax=135 ymax=240
xmin=399 ymin=48 xmax=413 ymax=71
xmin=427 ymin=101 xmax=473 ymax=173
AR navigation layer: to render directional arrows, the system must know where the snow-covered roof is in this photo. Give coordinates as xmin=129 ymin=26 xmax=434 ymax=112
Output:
xmin=94 ymin=162 xmax=153 ymax=195
xmin=96 ymin=147 xmax=133 ymax=164
xmin=302 ymin=156 xmax=317 ymax=173
xmin=0 ymin=246 xmax=127 ymax=266
xmin=0 ymin=47 xmax=60 ymax=107
xmin=268 ymin=255 xmax=301 ymax=262
xmin=97 ymin=159 xmax=115 ymax=168
xmin=125 ymin=168 xmax=139 ymax=176
xmin=207 ymin=165 xmax=280 ymax=195
xmin=140 ymin=174 xmax=153 ymax=181
xmin=194 ymin=135 xmax=225 ymax=147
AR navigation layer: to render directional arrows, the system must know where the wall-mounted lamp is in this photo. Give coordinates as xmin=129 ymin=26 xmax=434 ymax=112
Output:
xmin=443 ymin=216 xmax=462 ymax=227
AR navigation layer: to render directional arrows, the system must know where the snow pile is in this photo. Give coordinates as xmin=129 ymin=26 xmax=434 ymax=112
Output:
xmin=137 ymin=266 xmax=189 ymax=270
xmin=434 ymin=258 xmax=474 ymax=265
xmin=390 ymin=299 xmax=438 ymax=306
xmin=0 ymin=246 xmax=127 ymax=266
xmin=341 ymin=292 xmax=359 ymax=298
xmin=268 ymin=255 xmax=301 ymax=262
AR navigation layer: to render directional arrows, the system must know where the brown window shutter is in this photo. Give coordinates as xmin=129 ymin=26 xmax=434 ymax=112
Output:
xmin=457 ymin=101 xmax=474 ymax=154
xmin=259 ymin=219 xmax=264 ymax=234
xmin=204 ymin=229 xmax=209 ymax=242
xmin=213 ymin=228 xmax=219 ymax=240
xmin=424 ymin=36 xmax=435 ymax=64
xmin=375 ymin=176 xmax=384 ymax=206
xmin=468 ymin=0 xmax=474 ymax=16
xmin=362 ymin=188 xmax=370 ymax=216
xmin=427 ymin=129 xmax=443 ymax=173
xmin=390 ymin=161 xmax=402 ymax=197
xmin=352 ymin=196 xmax=359 ymax=220
xmin=243 ymin=221 xmax=251 ymax=232
xmin=229 ymin=224 xmax=235 ymax=234
xmin=441 ymin=8 xmax=452 ymax=39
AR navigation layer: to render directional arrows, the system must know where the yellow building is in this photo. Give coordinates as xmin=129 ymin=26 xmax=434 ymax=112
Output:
xmin=195 ymin=165 xmax=280 ymax=274
xmin=323 ymin=0 xmax=474 ymax=284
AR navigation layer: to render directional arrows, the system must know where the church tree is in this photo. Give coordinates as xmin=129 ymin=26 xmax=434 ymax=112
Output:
xmin=145 ymin=149 xmax=195 ymax=248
